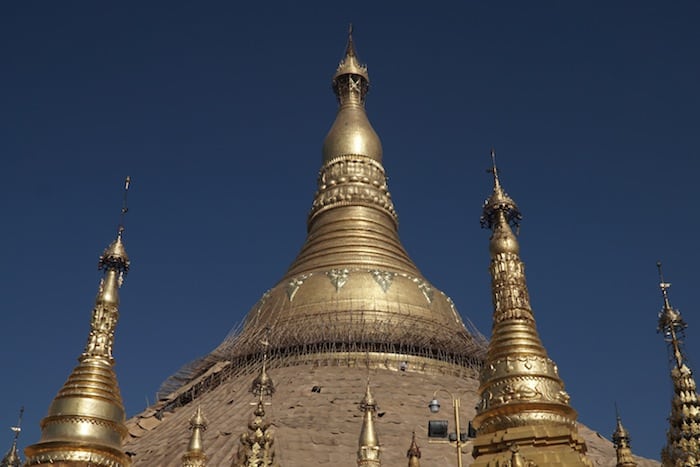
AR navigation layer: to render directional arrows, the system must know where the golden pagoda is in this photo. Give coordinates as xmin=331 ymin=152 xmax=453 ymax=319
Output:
xmin=181 ymin=407 xmax=208 ymax=467
xmin=24 ymin=178 xmax=132 ymax=467
xmin=657 ymin=263 xmax=700 ymax=466
xmin=470 ymin=152 xmax=592 ymax=466
xmin=613 ymin=410 xmax=637 ymax=467
xmin=357 ymin=383 xmax=380 ymax=467
xmin=116 ymin=30 xmax=658 ymax=466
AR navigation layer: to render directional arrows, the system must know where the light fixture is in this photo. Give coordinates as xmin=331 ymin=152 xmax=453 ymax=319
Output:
xmin=428 ymin=398 xmax=440 ymax=413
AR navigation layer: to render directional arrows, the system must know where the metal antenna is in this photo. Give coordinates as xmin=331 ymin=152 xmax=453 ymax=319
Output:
xmin=118 ymin=176 xmax=131 ymax=236
xmin=10 ymin=406 xmax=23 ymax=441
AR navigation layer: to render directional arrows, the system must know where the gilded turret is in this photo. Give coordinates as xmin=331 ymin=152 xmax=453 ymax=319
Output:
xmin=612 ymin=410 xmax=637 ymax=467
xmin=406 ymin=431 xmax=420 ymax=467
xmin=0 ymin=408 xmax=23 ymax=467
xmin=192 ymin=27 xmax=485 ymax=400
xmin=232 ymin=340 xmax=278 ymax=467
xmin=357 ymin=383 xmax=380 ymax=467
xmin=656 ymin=263 xmax=700 ymax=466
xmin=471 ymin=152 xmax=591 ymax=466
xmin=24 ymin=177 xmax=132 ymax=467
xmin=181 ymin=407 xmax=207 ymax=467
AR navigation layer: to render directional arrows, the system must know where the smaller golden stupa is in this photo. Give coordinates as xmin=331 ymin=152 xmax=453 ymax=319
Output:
xmin=612 ymin=410 xmax=637 ymax=467
xmin=470 ymin=151 xmax=591 ymax=466
xmin=357 ymin=382 xmax=380 ymax=467
xmin=24 ymin=177 xmax=133 ymax=467
xmin=181 ymin=407 xmax=208 ymax=467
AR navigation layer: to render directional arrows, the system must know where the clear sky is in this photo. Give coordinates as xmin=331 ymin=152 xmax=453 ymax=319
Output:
xmin=1 ymin=2 xmax=698 ymax=462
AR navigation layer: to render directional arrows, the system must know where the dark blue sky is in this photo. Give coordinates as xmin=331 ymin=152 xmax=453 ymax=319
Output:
xmin=1 ymin=2 xmax=698 ymax=461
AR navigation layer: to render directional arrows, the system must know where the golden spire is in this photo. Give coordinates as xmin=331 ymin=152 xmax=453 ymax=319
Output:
xmin=24 ymin=177 xmax=132 ymax=467
xmin=357 ymin=382 xmax=380 ymax=467
xmin=232 ymin=338 xmax=279 ymax=467
xmin=406 ymin=431 xmax=420 ymax=467
xmin=0 ymin=407 xmax=23 ymax=467
xmin=181 ymin=407 xmax=208 ymax=467
xmin=612 ymin=407 xmax=637 ymax=467
xmin=206 ymin=28 xmax=484 ymax=383
xmin=656 ymin=263 xmax=700 ymax=466
xmin=322 ymin=24 xmax=382 ymax=165
xmin=471 ymin=151 xmax=591 ymax=466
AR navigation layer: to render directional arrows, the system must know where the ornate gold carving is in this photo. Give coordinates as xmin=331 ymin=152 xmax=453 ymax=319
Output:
xmin=310 ymin=155 xmax=397 ymax=225
xmin=286 ymin=274 xmax=310 ymax=301
xmin=326 ymin=268 xmax=350 ymax=291
xmin=370 ymin=269 xmax=395 ymax=292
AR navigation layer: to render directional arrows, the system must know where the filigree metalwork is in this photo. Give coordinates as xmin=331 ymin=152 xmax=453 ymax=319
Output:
xmin=286 ymin=274 xmax=310 ymax=301
xmin=370 ymin=269 xmax=395 ymax=292
xmin=326 ymin=268 xmax=350 ymax=292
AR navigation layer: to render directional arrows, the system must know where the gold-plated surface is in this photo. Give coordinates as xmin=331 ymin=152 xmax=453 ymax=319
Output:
xmin=406 ymin=431 xmax=420 ymax=467
xmin=0 ymin=408 xmax=23 ymax=467
xmin=357 ymin=383 xmax=380 ymax=467
xmin=471 ymin=152 xmax=591 ymax=466
xmin=205 ymin=30 xmax=485 ymax=383
xmin=613 ymin=412 xmax=637 ymax=467
xmin=24 ymin=178 xmax=132 ymax=467
xmin=232 ymin=344 xmax=279 ymax=467
xmin=656 ymin=264 xmax=700 ymax=466
xmin=181 ymin=407 xmax=207 ymax=467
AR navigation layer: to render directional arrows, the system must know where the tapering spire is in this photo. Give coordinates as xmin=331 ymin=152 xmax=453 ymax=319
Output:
xmin=232 ymin=338 xmax=279 ymax=467
xmin=0 ymin=407 xmax=23 ymax=467
xmin=24 ymin=177 xmax=132 ymax=467
xmin=181 ymin=407 xmax=208 ymax=467
xmin=357 ymin=382 xmax=380 ymax=467
xmin=406 ymin=431 xmax=420 ymax=467
xmin=612 ymin=407 xmax=637 ymax=467
xmin=656 ymin=263 xmax=700 ymax=466
xmin=204 ymin=27 xmax=484 ymax=383
xmin=322 ymin=26 xmax=382 ymax=165
xmin=471 ymin=152 xmax=591 ymax=466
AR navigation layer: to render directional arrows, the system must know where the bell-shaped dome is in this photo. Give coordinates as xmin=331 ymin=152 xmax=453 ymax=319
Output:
xmin=204 ymin=31 xmax=485 ymax=376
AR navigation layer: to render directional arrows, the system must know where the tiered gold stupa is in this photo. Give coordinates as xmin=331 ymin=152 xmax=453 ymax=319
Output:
xmin=24 ymin=180 xmax=132 ymax=467
xmin=118 ymin=31 xmax=659 ymax=466
xmin=657 ymin=264 xmax=700 ymax=466
xmin=470 ymin=154 xmax=592 ymax=466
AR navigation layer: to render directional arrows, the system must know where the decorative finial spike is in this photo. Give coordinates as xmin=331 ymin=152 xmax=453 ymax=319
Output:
xmin=118 ymin=175 xmax=131 ymax=237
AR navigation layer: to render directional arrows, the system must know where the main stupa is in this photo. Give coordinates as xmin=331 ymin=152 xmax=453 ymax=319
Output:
xmin=29 ymin=31 xmax=659 ymax=466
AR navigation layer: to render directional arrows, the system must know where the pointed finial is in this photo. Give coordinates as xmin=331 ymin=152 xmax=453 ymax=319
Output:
xmin=99 ymin=177 xmax=132 ymax=274
xmin=357 ymin=381 xmax=380 ymax=466
xmin=481 ymin=149 xmax=521 ymax=232
xmin=182 ymin=406 xmax=208 ymax=466
xmin=10 ymin=407 xmax=23 ymax=441
xmin=657 ymin=261 xmax=673 ymax=309
xmin=251 ymin=329 xmax=275 ymax=399
xmin=406 ymin=431 xmax=421 ymax=466
xmin=1 ymin=407 xmax=23 ymax=467
xmin=118 ymin=176 xmax=130 ymax=237
xmin=488 ymin=147 xmax=501 ymax=189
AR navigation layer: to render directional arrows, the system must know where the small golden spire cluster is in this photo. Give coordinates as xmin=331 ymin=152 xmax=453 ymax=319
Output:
xmin=24 ymin=177 xmax=133 ymax=467
xmin=471 ymin=151 xmax=591 ymax=466
xmin=232 ymin=339 xmax=279 ymax=467
xmin=182 ymin=407 xmax=208 ymax=467
xmin=657 ymin=263 xmax=700 ymax=466
xmin=357 ymin=382 xmax=380 ymax=467
xmin=612 ymin=410 xmax=637 ymax=467
xmin=0 ymin=407 xmax=23 ymax=467
xmin=406 ymin=431 xmax=420 ymax=467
